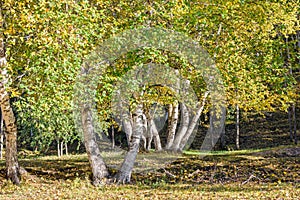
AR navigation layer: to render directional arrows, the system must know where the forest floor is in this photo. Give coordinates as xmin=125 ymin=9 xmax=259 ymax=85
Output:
xmin=0 ymin=110 xmax=299 ymax=199
xmin=0 ymin=145 xmax=299 ymax=199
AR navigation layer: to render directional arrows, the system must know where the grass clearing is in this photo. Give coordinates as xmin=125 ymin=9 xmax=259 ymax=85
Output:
xmin=1 ymin=180 xmax=299 ymax=200
xmin=0 ymin=146 xmax=299 ymax=199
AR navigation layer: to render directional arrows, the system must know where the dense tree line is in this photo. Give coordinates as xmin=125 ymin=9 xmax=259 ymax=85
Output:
xmin=0 ymin=0 xmax=299 ymax=184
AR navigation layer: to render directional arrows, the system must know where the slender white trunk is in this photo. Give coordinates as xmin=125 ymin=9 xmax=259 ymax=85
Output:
xmin=141 ymin=113 xmax=149 ymax=150
xmin=179 ymin=92 xmax=208 ymax=150
xmin=236 ymin=104 xmax=240 ymax=150
xmin=60 ymin=141 xmax=64 ymax=157
xmin=57 ymin=140 xmax=60 ymax=157
xmin=122 ymin=116 xmax=133 ymax=147
xmin=114 ymin=104 xmax=143 ymax=183
xmin=165 ymin=70 xmax=180 ymax=150
xmin=292 ymin=103 xmax=297 ymax=144
xmin=65 ymin=142 xmax=68 ymax=156
xmin=171 ymin=103 xmax=189 ymax=151
xmin=165 ymin=103 xmax=179 ymax=149
xmin=81 ymin=104 xmax=109 ymax=186
xmin=288 ymin=106 xmax=293 ymax=142
xmin=148 ymin=119 xmax=162 ymax=151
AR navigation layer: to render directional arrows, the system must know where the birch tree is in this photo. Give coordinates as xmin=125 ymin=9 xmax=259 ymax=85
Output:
xmin=0 ymin=37 xmax=21 ymax=184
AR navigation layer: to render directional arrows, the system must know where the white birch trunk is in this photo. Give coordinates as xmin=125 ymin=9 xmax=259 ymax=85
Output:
xmin=292 ymin=103 xmax=297 ymax=144
xmin=170 ymin=103 xmax=189 ymax=151
xmin=140 ymin=113 xmax=149 ymax=151
xmin=114 ymin=104 xmax=143 ymax=183
xmin=122 ymin=116 xmax=133 ymax=147
xmin=81 ymin=104 xmax=109 ymax=186
xmin=165 ymin=70 xmax=180 ymax=150
xmin=60 ymin=141 xmax=64 ymax=157
xmin=236 ymin=104 xmax=240 ymax=150
xmin=165 ymin=103 xmax=179 ymax=149
xmin=148 ymin=119 xmax=162 ymax=151
xmin=0 ymin=37 xmax=21 ymax=184
xmin=179 ymin=92 xmax=209 ymax=151
xmin=57 ymin=140 xmax=60 ymax=157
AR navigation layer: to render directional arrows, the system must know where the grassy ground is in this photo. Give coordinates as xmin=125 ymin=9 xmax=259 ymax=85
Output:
xmin=1 ymin=108 xmax=299 ymax=199
xmin=0 ymin=146 xmax=299 ymax=199
xmin=1 ymin=180 xmax=298 ymax=200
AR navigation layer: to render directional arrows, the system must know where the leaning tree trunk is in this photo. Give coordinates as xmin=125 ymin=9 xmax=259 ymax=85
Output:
xmin=140 ymin=113 xmax=150 ymax=151
xmin=144 ymin=111 xmax=161 ymax=151
xmin=179 ymin=92 xmax=209 ymax=151
xmin=81 ymin=104 xmax=109 ymax=186
xmin=114 ymin=104 xmax=143 ymax=183
xmin=148 ymin=118 xmax=162 ymax=151
xmin=122 ymin=114 xmax=133 ymax=147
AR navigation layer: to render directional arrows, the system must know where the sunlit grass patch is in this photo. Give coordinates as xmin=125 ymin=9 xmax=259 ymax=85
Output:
xmin=0 ymin=146 xmax=299 ymax=199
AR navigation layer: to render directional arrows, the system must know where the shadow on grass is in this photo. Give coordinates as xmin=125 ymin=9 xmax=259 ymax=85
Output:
xmin=0 ymin=147 xmax=299 ymax=186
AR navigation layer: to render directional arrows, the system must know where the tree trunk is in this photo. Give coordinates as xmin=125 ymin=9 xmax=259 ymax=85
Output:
xmin=60 ymin=141 xmax=64 ymax=157
xmin=140 ymin=113 xmax=149 ymax=151
xmin=148 ymin=119 xmax=162 ymax=151
xmin=288 ymin=106 xmax=294 ymax=142
xmin=114 ymin=104 xmax=143 ymax=183
xmin=285 ymin=36 xmax=297 ymax=144
xmin=57 ymin=139 xmax=60 ymax=157
xmin=122 ymin=116 xmax=133 ymax=147
xmin=111 ymin=126 xmax=115 ymax=149
xmin=1 ymin=89 xmax=21 ymax=184
xmin=292 ymin=103 xmax=297 ymax=144
xmin=81 ymin=105 xmax=108 ymax=186
xmin=165 ymin=103 xmax=179 ymax=149
xmin=165 ymin=70 xmax=180 ymax=150
xmin=220 ymin=122 xmax=226 ymax=149
xmin=236 ymin=104 xmax=240 ymax=150
xmin=115 ymin=89 xmax=133 ymax=147
xmin=65 ymin=142 xmax=68 ymax=156
xmin=0 ymin=37 xmax=21 ymax=184
xmin=171 ymin=103 xmax=189 ymax=152
xmin=144 ymin=110 xmax=161 ymax=151
xmin=179 ymin=92 xmax=208 ymax=151
xmin=0 ymin=109 xmax=3 ymax=160
xmin=295 ymin=30 xmax=300 ymax=144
